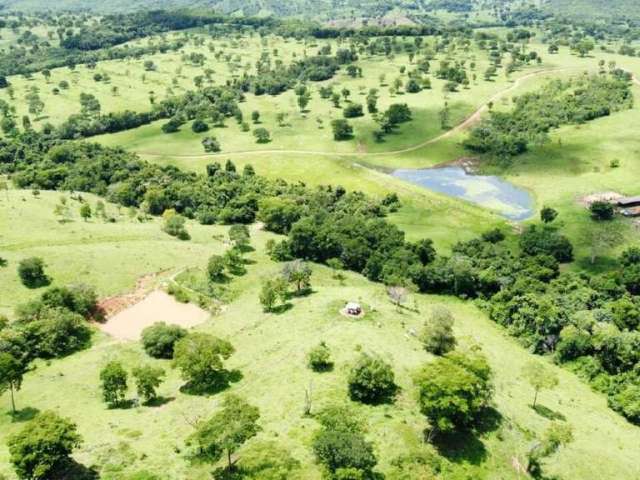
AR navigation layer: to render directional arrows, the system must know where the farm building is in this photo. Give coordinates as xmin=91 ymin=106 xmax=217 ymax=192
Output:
xmin=618 ymin=196 xmax=640 ymax=208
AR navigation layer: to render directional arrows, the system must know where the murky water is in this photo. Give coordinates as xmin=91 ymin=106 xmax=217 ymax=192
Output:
xmin=392 ymin=167 xmax=534 ymax=221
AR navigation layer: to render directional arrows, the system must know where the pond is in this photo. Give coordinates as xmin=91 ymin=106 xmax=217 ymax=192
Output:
xmin=392 ymin=166 xmax=534 ymax=221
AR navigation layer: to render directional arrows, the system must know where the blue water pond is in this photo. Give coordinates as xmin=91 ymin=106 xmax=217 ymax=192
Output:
xmin=392 ymin=167 xmax=534 ymax=221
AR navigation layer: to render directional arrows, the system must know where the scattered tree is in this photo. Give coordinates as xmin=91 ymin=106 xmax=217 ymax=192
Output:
xmin=348 ymin=353 xmax=396 ymax=404
xmin=8 ymin=411 xmax=82 ymax=480
xmin=187 ymin=394 xmax=260 ymax=470
xmin=17 ymin=257 xmax=49 ymax=288
xmin=100 ymin=361 xmax=128 ymax=408
xmin=173 ymin=333 xmax=234 ymax=393
xmin=141 ymin=322 xmax=187 ymax=359
xmin=522 ymin=361 xmax=559 ymax=410
xmin=0 ymin=352 xmax=26 ymax=415
xmin=132 ymin=365 xmax=165 ymax=404
xmin=307 ymin=342 xmax=333 ymax=372
xmin=420 ymin=306 xmax=457 ymax=355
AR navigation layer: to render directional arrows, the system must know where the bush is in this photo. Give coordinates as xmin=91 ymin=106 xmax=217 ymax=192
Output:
xmin=590 ymin=201 xmax=615 ymax=221
xmin=405 ymin=78 xmax=422 ymax=93
xmin=141 ymin=322 xmax=187 ymax=359
xmin=17 ymin=257 xmax=48 ymax=288
xmin=161 ymin=117 xmax=182 ymax=134
xmin=207 ymin=254 xmax=226 ymax=282
xmin=191 ymin=119 xmax=209 ymax=133
xmin=348 ymin=353 xmax=396 ymax=404
xmin=343 ymin=103 xmax=364 ymax=118
xmin=253 ymin=127 xmax=271 ymax=143
xmin=307 ymin=342 xmax=333 ymax=371
xmin=331 ymin=119 xmax=353 ymax=141
xmin=163 ymin=213 xmax=190 ymax=240
xmin=312 ymin=406 xmax=377 ymax=476
xmin=481 ymin=228 xmax=505 ymax=244
xmin=202 ymin=136 xmax=221 ymax=152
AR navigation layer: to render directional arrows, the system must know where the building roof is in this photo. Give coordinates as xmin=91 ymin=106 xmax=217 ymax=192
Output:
xmin=618 ymin=196 xmax=640 ymax=206
xmin=345 ymin=302 xmax=361 ymax=310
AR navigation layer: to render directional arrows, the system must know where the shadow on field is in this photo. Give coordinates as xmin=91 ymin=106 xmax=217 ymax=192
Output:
xmin=55 ymin=460 xmax=99 ymax=480
xmin=180 ymin=369 xmax=243 ymax=396
xmin=431 ymin=407 xmax=502 ymax=466
xmin=432 ymin=431 xmax=487 ymax=466
xmin=145 ymin=396 xmax=175 ymax=408
xmin=532 ymin=404 xmax=566 ymax=421
xmin=11 ymin=406 xmax=40 ymax=422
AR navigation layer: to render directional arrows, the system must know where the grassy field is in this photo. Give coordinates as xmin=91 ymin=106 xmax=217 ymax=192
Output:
xmin=1 ymin=192 xmax=640 ymax=479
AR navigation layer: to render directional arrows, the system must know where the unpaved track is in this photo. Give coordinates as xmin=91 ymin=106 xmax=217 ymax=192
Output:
xmin=138 ymin=67 xmax=579 ymax=160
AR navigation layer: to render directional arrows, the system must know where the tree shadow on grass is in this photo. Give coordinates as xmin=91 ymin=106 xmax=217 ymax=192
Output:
xmin=432 ymin=430 xmax=487 ymax=466
xmin=532 ymin=404 xmax=566 ymax=421
xmin=430 ymin=408 xmax=502 ymax=466
xmin=55 ymin=460 xmax=99 ymax=480
xmin=108 ymin=399 xmax=137 ymax=410
xmin=180 ymin=369 xmax=243 ymax=396
xmin=145 ymin=396 xmax=175 ymax=408
xmin=269 ymin=303 xmax=293 ymax=315
xmin=474 ymin=407 xmax=503 ymax=435
xmin=286 ymin=287 xmax=315 ymax=299
xmin=11 ymin=406 xmax=40 ymax=422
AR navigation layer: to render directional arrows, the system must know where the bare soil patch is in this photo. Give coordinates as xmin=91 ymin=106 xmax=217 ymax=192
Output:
xmin=579 ymin=192 xmax=623 ymax=208
xmin=99 ymin=290 xmax=210 ymax=341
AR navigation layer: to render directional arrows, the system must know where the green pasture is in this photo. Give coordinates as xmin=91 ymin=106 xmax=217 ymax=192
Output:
xmin=1 ymin=192 xmax=640 ymax=479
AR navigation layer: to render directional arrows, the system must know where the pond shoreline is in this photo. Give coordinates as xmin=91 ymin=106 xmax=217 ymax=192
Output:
xmin=391 ymin=165 xmax=535 ymax=221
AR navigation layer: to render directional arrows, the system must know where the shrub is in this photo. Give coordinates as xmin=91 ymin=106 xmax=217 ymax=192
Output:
xmin=343 ymin=103 xmax=364 ymax=118
xmin=191 ymin=119 xmax=209 ymax=133
xmin=202 ymin=136 xmax=221 ymax=153
xmin=141 ymin=322 xmax=187 ymax=359
xmin=590 ymin=201 xmax=615 ymax=221
xmin=331 ymin=119 xmax=353 ymax=140
xmin=253 ymin=127 xmax=271 ymax=143
xmin=17 ymin=257 xmax=48 ymax=288
xmin=307 ymin=342 xmax=333 ymax=371
xmin=348 ymin=353 xmax=396 ymax=404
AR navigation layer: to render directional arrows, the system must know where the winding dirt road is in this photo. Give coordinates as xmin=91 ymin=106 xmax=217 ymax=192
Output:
xmin=138 ymin=66 xmax=587 ymax=160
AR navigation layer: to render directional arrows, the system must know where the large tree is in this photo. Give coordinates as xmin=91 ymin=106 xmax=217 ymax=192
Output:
xmin=414 ymin=350 xmax=493 ymax=434
xmin=8 ymin=411 xmax=82 ymax=480
xmin=188 ymin=394 xmax=260 ymax=470
xmin=173 ymin=333 xmax=234 ymax=393
xmin=348 ymin=353 xmax=396 ymax=404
